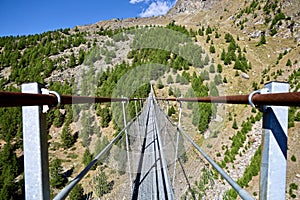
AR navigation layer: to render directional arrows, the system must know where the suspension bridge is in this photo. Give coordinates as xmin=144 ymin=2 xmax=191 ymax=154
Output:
xmin=1 ymin=81 xmax=300 ymax=200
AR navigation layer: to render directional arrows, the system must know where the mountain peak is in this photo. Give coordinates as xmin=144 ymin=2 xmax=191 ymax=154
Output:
xmin=168 ymin=0 xmax=220 ymax=15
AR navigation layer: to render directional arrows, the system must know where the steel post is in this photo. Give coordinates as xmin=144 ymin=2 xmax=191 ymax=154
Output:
xmin=260 ymin=82 xmax=289 ymax=200
xmin=22 ymin=83 xmax=50 ymax=200
xmin=172 ymin=101 xmax=182 ymax=187
xmin=122 ymin=97 xmax=133 ymax=191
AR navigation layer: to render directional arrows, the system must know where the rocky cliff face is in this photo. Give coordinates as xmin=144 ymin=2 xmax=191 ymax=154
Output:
xmin=168 ymin=0 xmax=220 ymax=15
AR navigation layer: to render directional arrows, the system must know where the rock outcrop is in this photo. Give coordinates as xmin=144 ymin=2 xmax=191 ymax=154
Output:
xmin=168 ymin=0 xmax=220 ymax=15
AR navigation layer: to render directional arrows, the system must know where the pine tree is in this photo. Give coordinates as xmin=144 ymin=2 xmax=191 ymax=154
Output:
xmin=257 ymin=35 xmax=266 ymax=46
xmin=69 ymin=184 xmax=85 ymax=200
xmin=261 ymin=35 xmax=266 ymax=44
xmin=69 ymin=52 xmax=76 ymax=67
xmin=175 ymin=74 xmax=181 ymax=83
xmin=206 ymin=25 xmax=212 ymax=35
xmin=80 ymin=111 xmax=93 ymax=146
xmin=0 ymin=168 xmax=16 ymax=200
xmin=95 ymin=136 xmax=109 ymax=156
xmin=61 ymin=123 xmax=75 ymax=149
xmin=53 ymin=109 xmax=64 ymax=128
xmin=221 ymin=49 xmax=226 ymax=60
xmin=50 ymin=159 xmax=65 ymax=188
xmin=0 ymin=143 xmax=19 ymax=199
xmin=217 ymin=64 xmax=223 ymax=73
xmin=215 ymin=31 xmax=220 ymax=38
xmin=210 ymin=82 xmax=219 ymax=96
xmin=98 ymin=106 xmax=112 ymax=128
xmin=185 ymin=88 xmax=194 ymax=110
xmin=232 ymin=119 xmax=238 ymax=129
xmin=95 ymin=171 xmax=111 ymax=197
xmin=206 ymin=35 xmax=211 ymax=43
xmin=157 ymin=78 xmax=164 ymax=89
xmin=178 ymin=134 xmax=188 ymax=163
xmin=168 ymin=106 xmax=176 ymax=116
xmin=167 ymin=75 xmax=174 ymax=84
xmin=198 ymin=28 xmax=204 ymax=36
xmin=224 ymin=53 xmax=232 ymax=65
xmin=286 ymin=59 xmax=292 ymax=66
xmin=200 ymin=70 xmax=210 ymax=81
xmin=78 ymin=49 xmax=85 ymax=65
xmin=214 ymin=74 xmax=223 ymax=85
xmin=209 ymin=45 xmax=216 ymax=53
xmin=209 ymin=64 xmax=215 ymax=73
xmin=174 ymin=87 xmax=181 ymax=97
xmin=168 ymin=87 xmax=174 ymax=96
xmin=204 ymin=54 xmax=210 ymax=65
xmin=234 ymin=59 xmax=242 ymax=70
xmin=82 ymin=149 xmax=93 ymax=166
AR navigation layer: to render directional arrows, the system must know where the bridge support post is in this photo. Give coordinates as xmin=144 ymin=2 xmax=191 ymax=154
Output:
xmin=122 ymin=97 xmax=133 ymax=191
xmin=22 ymin=83 xmax=50 ymax=200
xmin=172 ymin=100 xmax=182 ymax=187
xmin=260 ymin=82 xmax=289 ymax=200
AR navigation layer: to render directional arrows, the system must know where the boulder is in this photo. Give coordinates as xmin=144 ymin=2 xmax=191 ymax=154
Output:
xmin=249 ymin=31 xmax=262 ymax=38
xmin=241 ymin=73 xmax=250 ymax=79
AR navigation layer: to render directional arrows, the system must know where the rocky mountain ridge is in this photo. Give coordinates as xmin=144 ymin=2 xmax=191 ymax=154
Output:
xmin=168 ymin=0 xmax=221 ymax=15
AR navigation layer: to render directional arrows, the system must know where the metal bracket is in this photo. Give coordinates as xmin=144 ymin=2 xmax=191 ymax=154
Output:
xmin=248 ymin=88 xmax=269 ymax=112
xmin=179 ymin=100 xmax=182 ymax=109
xmin=41 ymin=88 xmax=61 ymax=113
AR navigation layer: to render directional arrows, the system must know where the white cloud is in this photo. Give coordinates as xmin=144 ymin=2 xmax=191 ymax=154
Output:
xmin=129 ymin=0 xmax=147 ymax=4
xmin=139 ymin=1 xmax=173 ymax=17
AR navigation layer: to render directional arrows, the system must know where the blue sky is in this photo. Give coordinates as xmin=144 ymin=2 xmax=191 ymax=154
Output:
xmin=0 ymin=0 xmax=176 ymax=37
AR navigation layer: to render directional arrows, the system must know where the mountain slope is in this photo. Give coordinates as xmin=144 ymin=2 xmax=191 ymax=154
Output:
xmin=0 ymin=0 xmax=300 ymax=199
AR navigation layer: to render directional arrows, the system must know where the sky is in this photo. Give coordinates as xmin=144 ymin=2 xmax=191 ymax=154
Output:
xmin=0 ymin=0 xmax=176 ymax=37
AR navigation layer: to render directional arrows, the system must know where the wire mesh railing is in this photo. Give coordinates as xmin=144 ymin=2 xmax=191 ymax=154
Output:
xmin=153 ymin=99 xmax=254 ymax=199
xmin=53 ymin=115 xmax=138 ymax=200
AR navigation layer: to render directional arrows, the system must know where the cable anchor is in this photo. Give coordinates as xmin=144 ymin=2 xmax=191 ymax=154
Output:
xmin=248 ymin=88 xmax=269 ymax=112
xmin=41 ymin=88 xmax=61 ymax=113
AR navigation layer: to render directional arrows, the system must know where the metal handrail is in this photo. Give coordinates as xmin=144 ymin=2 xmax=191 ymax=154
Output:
xmin=156 ymin=91 xmax=300 ymax=107
xmin=1 ymin=90 xmax=300 ymax=107
xmin=0 ymin=91 xmax=145 ymax=107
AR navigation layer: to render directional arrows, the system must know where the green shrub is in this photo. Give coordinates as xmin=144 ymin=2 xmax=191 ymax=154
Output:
xmin=232 ymin=119 xmax=238 ymax=129
xmin=286 ymin=59 xmax=292 ymax=66
xmin=289 ymin=183 xmax=298 ymax=198
xmin=257 ymin=35 xmax=266 ymax=46
xmin=69 ymin=184 xmax=85 ymax=200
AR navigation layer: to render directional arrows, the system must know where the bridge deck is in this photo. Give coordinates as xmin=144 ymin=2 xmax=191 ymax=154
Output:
xmin=131 ymin=96 xmax=173 ymax=200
